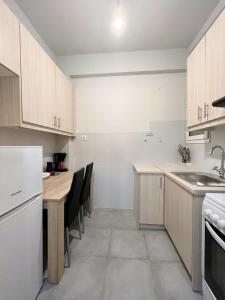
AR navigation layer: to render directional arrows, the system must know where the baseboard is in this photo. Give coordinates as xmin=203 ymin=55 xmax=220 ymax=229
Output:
xmin=139 ymin=224 xmax=165 ymax=230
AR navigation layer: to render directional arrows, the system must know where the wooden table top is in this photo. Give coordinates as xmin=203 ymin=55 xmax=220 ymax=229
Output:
xmin=43 ymin=171 xmax=74 ymax=202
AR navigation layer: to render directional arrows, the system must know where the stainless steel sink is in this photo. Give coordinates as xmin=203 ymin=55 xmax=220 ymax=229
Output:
xmin=172 ymin=172 xmax=225 ymax=187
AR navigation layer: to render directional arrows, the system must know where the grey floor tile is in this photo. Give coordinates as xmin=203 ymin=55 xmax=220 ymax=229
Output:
xmin=151 ymin=261 xmax=203 ymax=300
xmin=85 ymin=209 xmax=113 ymax=228
xmin=37 ymin=256 xmax=107 ymax=300
xmin=111 ymin=210 xmax=137 ymax=230
xmin=110 ymin=230 xmax=148 ymax=259
xmin=38 ymin=209 xmax=200 ymax=300
xmin=144 ymin=230 xmax=180 ymax=262
xmin=70 ymin=227 xmax=111 ymax=258
xmin=102 ymin=258 xmax=159 ymax=300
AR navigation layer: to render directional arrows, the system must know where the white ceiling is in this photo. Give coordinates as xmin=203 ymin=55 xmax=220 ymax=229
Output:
xmin=14 ymin=0 xmax=219 ymax=56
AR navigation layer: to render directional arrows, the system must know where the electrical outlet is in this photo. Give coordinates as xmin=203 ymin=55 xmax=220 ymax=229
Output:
xmin=81 ymin=135 xmax=87 ymax=141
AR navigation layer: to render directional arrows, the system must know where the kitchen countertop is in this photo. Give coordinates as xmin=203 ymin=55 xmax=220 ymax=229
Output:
xmin=43 ymin=171 xmax=74 ymax=202
xmin=133 ymin=164 xmax=164 ymax=174
xmin=133 ymin=163 xmax=225 ymax=195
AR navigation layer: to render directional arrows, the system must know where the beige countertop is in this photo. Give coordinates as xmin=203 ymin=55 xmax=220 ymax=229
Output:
xmin=133 ymin=164 xmax=163 ymax=174
xmin=133 ymin=163 xmax=199 ymax=174
xmin=43 ymin=171 xmax=73 ymax=202
xmin=133 ymin=163 xmax=225 ymax=195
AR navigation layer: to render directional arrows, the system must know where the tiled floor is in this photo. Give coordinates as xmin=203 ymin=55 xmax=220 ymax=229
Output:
xmin=37 ymin=209 xmax=203 ymax=300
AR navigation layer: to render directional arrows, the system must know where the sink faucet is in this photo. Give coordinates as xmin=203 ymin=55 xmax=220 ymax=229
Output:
xmin=209 ymin=145 xmax=225 ymax=178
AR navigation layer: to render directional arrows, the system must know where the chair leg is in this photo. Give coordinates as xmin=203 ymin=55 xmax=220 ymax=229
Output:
xmin=65 ymin=227 xmax=70 ymax=268
xmin=77 ymin=213 xmax=82 ymax=240
xmin=84 ymin=193 xmax=92 ymax=218
xmin=81 ymin=205 xmax=85 ymax=233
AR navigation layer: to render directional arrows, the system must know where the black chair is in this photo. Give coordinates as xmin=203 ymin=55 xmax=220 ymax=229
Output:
xmin=79 ymin=162 xmax=94 ymax=233
xmin=65 ymin=168 xmax=84 ymax=267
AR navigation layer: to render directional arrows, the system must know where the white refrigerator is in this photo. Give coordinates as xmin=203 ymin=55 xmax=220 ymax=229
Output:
xmin=0 ymin=147 xmax=43 ymax=300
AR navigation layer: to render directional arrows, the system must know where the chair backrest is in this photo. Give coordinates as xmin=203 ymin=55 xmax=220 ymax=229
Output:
xmin=80 ymin=162 xmax=94 ymax=206
xmin=65 ymin=168 xmax=85 ymax=228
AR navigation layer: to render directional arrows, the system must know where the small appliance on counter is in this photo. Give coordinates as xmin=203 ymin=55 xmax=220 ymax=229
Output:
xmin=46 ymin=161 xmax=53 ymax=173
xmin=53 ymin=153 xmax=68 ymax=172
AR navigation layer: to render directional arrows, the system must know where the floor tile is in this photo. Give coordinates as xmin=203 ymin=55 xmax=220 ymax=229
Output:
xmin=110 ymin=229 xmax=148 ymax=259
xmin=37 ymin=256 xmax=107 ymax=300
xmin=85 ymin=209 xmax=113 ymax=229
xmin=102 ymin=258 xmax=159 ymax=300
xmin=151 ymin=261 xmax=203 ymax=300
xmin=144 ymin=230 xmax=180 ymax=261
xmin=111 ymin=210 xmax=137 ymax=230
xmin=71 ymin=227 xmax=111 ymax=258
xmin=38 ymin=209 xmax=201 ymax=300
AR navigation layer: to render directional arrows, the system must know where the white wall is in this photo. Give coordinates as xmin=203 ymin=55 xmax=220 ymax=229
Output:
xmin=75 ymin=74 xmax=185 ymax=133
xmin=67 ymin=72 xmax=186 ymax=209
xmin=57 ymin=48 xmax=187 ymax=77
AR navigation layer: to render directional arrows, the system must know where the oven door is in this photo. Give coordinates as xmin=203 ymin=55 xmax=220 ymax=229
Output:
xmin=204 ymin=220 xmax=225 ymax=300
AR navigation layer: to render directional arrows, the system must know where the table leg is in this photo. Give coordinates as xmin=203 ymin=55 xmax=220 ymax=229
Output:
xmin=47 ymin=200 xmax=64 ymax=283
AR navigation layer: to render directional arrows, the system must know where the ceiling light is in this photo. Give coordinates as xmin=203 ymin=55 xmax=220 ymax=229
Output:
xmin=112 ymin=0 xmax=125 ymax=34
xmin=114 ymin=17 xmax=124 ymax=31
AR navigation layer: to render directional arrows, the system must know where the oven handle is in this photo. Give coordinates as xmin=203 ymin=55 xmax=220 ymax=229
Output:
xmin=206 ymin=221 xmax=225 ymax=251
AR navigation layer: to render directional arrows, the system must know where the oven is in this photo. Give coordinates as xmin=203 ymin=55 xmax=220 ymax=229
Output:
xmin=202 ymin=193 xmax=225 ymax=300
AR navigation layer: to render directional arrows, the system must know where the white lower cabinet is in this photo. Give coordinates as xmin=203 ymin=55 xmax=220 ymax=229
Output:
xmin=134 ymin=171 xmax=164 ymax=226
xmin=164 ymin=177 xmax=203 ymax=292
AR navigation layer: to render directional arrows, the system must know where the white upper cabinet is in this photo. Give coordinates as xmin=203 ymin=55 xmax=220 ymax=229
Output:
xmin=55 ymin=66 xmax=74 ymax=134
xmin=187 ymin=8 xmax=225 ymax=130
xmin=187 ymin=37 xmax=206 ymax=127
xmin=0 ymin=0 xmax=20 ymax=75
xmin=20 ymin=23 xmax=56 ymax=129
xmin=206 ymin=8 xmax=225 ymax=121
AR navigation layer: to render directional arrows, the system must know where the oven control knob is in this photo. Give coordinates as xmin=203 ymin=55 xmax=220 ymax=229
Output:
xmin=217 ymin=220 xmax=225 ymax=230
xmin=210 ymin=214 xmax=220 ymax=223
xmin=204 ymin=209 xmax=212 ymax=217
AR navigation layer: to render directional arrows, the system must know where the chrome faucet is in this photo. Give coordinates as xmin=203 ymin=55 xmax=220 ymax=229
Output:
xmin=209 ymin=145 xmax=225 ymax=178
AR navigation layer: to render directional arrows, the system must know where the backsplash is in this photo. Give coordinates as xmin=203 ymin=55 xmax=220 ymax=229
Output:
xmin=67 ymin=121 xmax=186 ymax=209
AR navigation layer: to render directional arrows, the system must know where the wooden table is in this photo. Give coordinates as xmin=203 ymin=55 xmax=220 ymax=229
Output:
xmin=43 ymin=171 xmax=73 ymax=284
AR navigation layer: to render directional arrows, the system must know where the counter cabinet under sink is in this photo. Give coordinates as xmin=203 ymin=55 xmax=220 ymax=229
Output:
xmin=172 ymin=172 xmax=225 ymax=187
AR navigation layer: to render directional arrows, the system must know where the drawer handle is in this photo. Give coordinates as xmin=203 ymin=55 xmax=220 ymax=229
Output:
xmin=53 ymin=116 xmax=57 ymax=127
xmin=204 ymin=103 xmax=209 ymax=119
xmin=11 ymin=190 xmax=22 ymax=197
xmin=198 ymin=106 xmax=202 ymax=121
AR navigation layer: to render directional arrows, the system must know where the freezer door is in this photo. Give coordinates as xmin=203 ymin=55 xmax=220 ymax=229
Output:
xmin=0 ymin=147 xmax=42 ymax=216
xmin=0 ymin=195 xmax=43 ymax=300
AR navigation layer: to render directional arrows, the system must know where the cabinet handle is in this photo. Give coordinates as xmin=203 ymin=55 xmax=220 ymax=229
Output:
xmin=197 ymin=106 xmax=202 ymax=121
xmin=204 ymin=103 xmax=209 ymax=119
xmin=58 ymin=117 xmax=61 ymax=128
xmin=160 ymin=176 xmax=162 ymax=189
xmin=53 ymin=116 xmax=57 ymax=128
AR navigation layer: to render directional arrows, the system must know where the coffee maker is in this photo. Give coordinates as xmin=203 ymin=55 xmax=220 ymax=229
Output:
xmin=53 ymin=153 xmax=68 ymax=172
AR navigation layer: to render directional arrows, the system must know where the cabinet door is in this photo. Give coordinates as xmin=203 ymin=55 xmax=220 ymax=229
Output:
xmin=55 ymin=66 xmax=74 ymax=133
xmin=206 ymin=9 xmax=225 ymax=121
xmin=187 ymin=36 xmax=206 ymax=127
xmin=0 ymin=0 xmax=20 ymax=75
xmin=139 ymin=174 xmax=164 ymax=225
xmin=164 ymin=178 xmax=192 ymax=274
xmin=20 ymin=24 xmax=55 ymax=129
